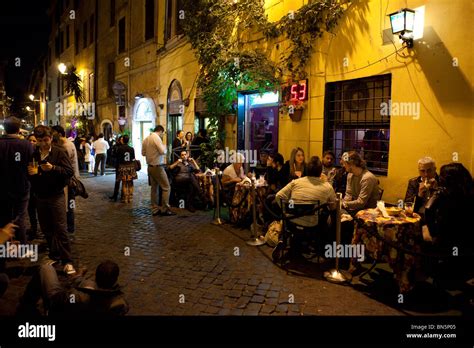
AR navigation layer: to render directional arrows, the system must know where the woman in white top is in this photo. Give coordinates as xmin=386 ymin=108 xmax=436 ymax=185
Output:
xmin=80 ymin=137 xmax=94 ymax=173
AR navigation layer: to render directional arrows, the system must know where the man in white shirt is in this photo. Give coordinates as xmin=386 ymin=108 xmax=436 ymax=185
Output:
xmin=92 ymin=133 xmax=110 ymax=176
xmin=142 ymin=125 xmax=176 ymax=216
xmin=222 ymin=153 xmax=246 ymax=186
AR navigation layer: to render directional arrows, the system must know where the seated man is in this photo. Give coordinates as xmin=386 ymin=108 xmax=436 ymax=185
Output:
xmin=404 ymin=156 xmax=439 ymax=216
xmin=266 ymin=153 xmax=285 ymax=194
xmin=332 ymin=152 xmax=348 ymax=197
xmin=169 ymin=150 xmax=205 ymax=212
xmin=276 ymin=156 xmax=336 ymax=227
xmin=18 ymin=260 xmax=128 ymax=317
xmin=321 ymin=150 xmax=337 ymax=185
xmin=341 ymin=151 xmax=380 ymax=215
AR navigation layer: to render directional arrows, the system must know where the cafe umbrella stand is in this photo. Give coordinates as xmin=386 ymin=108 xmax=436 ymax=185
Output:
xmin=246 ymin=180 xmax=266 ymax=246
xmin=324 ymin=193 xmax=352 ymax=283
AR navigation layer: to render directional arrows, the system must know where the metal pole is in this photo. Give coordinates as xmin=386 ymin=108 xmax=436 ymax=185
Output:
xmin=246 ymin=180 xmax=265 ymax=246
xmin=324 ymin=192 xmax=352 ymax=283
xmin=212 ymin=169 xmax=223 ymax=225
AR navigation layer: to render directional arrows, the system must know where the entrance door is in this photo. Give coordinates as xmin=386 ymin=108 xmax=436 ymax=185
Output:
xmin=167 ymin=115 xmax=182 ymax=162
xmin=238 ymin=92 xmax=279 ymax=170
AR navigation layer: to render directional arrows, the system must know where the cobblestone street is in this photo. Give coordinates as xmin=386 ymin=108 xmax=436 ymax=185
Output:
xmin=1 ymin=170 xmax=413 ymax=316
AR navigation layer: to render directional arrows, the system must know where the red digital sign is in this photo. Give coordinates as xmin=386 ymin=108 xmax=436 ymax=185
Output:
xmin=283 ymin=79 xmax=308 ymax=102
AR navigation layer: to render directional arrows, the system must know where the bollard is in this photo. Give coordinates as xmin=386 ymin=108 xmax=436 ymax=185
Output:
xmin=212 ymin=168 xmax=223 ymax=225
xmin=324 ymin=192 xmax=352 ymax=283
xmin=246 ymin=180 xmax=265 ymax=246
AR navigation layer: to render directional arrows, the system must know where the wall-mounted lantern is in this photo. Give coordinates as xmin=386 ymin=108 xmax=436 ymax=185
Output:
xmin=388 ymin=8 xmax=415 ymax=48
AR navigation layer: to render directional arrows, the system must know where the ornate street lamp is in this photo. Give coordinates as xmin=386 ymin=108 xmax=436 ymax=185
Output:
xmin=388 ymin=8 xmax=415 ymax=48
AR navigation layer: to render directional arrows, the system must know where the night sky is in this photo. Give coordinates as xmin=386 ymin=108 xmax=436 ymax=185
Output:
xmin=0 ymin=0 xmax=50 ymax=115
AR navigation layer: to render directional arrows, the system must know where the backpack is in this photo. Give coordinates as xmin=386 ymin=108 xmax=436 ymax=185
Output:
xmin=264 ymin=220 xmax=283 ymax=247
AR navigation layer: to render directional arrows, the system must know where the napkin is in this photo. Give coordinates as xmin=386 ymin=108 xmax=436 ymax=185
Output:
xmin=377 ymin=201 xmax=389 ymax=218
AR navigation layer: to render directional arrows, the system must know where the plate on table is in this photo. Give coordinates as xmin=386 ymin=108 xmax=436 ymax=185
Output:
xmin=385 ymin=207 xmax=403 ymax=216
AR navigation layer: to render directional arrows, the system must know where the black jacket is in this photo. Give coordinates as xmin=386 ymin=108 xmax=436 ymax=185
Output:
xmin=115 ymin=144 xmax=135 ymax=167
xmin=0 ymin=135 xmax=34 ymax=199
xmin=404 ymin=175 xmax=439 ymax=213
xmin=30 ymin=145 xmax=74 ymax=198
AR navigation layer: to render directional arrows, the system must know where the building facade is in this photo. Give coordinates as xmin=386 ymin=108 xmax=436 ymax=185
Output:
xmin=32 ymin=0 xmax=473 ymax=203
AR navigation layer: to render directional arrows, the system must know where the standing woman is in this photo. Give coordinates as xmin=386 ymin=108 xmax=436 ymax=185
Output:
xmin=281 ymin=147 xmax=307 ymax=185
xmin=81 ymin=136 xmax=94 ymax=174
xmin=116 ymin=135 xmax=137 ymax=203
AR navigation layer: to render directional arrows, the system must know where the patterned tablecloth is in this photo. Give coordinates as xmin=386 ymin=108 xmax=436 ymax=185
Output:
xmin=195 ymin=173 xmax=214 ymax=206
xmin=351 ymin=208 xmax=422 ymax=293
xmin=229 ymin=183 xmax=268 ymax=224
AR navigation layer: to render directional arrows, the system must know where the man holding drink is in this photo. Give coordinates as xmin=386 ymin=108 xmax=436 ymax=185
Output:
xmin=27 ymin=126 xmax=76 ymax=275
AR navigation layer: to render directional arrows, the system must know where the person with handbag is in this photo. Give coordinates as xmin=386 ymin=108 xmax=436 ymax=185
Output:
xmin=115 ymin=135 xmax=137 ymax=203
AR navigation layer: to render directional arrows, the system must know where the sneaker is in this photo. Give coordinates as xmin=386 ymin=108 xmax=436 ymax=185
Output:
xmin=63 ymin=263 xmax=76 ymax=275
xmin=161 ymin=209 xmax=176 ymax=216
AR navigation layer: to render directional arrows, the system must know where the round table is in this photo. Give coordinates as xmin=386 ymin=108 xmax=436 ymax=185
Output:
xmin=351 ymin=208 xmax=422 ymax=293
xmin=229 ymin=182 xmax=267 ymax=225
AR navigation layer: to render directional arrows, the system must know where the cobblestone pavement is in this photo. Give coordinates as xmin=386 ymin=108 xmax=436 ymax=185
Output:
xmin=0 ymin=170 xmax=423 ymax=316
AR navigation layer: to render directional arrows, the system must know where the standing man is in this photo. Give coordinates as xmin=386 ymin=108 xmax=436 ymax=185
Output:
xmin=405 ymin=156 xmax=439 ymax=216
xmin=92 ymin=133 xmax=109 ymax=176
xmin=172 ymin=130 xmax=186 ymax=160
xmin=52 ymin=126 xmax=80 ymax=235
xmin=28 ymin=126 xmax=76 ymax=275
xmin=142 ymin=125 xmax=176 ymax=216
xmin=0 ymin=117 xmax=34 ymax=245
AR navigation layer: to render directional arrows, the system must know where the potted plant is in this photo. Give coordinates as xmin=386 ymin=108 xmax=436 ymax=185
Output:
xmin=280 ymin=99 xmax=305 ymax=122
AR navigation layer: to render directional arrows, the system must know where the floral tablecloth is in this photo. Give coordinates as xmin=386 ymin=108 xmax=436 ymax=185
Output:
xmin=196 ymin=173 xmax=214 ymax=206
xmin=229 ymin=183 xmax=267 ymax=224
xmin=351 ymin=208 xmax=422 ymax=293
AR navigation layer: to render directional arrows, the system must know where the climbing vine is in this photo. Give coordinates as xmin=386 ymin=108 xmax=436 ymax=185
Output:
xmin=180 ymin=0 xmax=350 ymax=167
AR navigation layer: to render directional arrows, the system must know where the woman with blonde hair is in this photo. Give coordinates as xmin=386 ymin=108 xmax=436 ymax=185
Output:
xmin=281 ymin=147 xmax=306 ymax=185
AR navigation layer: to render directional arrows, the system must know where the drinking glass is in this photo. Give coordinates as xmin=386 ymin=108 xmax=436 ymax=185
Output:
xmin=404 ymin=202 xmax=414 ymax=217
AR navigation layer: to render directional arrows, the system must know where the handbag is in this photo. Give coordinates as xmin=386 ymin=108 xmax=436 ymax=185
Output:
xmin=134 ymin=159 xmax=141 ymax=171
xmin=69 ymin=176 xmax=88 ymax=199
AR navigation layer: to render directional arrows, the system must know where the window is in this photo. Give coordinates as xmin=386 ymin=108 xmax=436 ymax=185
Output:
xmin=145 ymin=0 xmax=155 ymax=41
xmin=323 ymin=74 xmax=391 ymax=175
xmin=110 ymin=0 xmax=115 ymax=27
xmin=83 ymin=21 xmax=88 ymax=48
xmin=66 ymin=25 xmax=70 ymax=47
xmin=90 ymin=15 xmax=94 ymax=44
xmin=75 ymin=29 xmax=80 ymax=54
xmin=55 ymin=35 xmax=59 ymax=58
xmin=164 ymin=0 xmax=183 ymax=42
xmin=108 ymin=62 xmax=115 ymax=97
xmin=118 ymin=17 xmax=126 ymax=53
xmin=89 ymin=73 xmax=94 ymax=102
xmin=57 ymin=75 xmax=60 ymax=98
xmin=60 ymin=31 xmax=64 ymax=54
xmin=48 ymin=82 xmax=52 ymax=101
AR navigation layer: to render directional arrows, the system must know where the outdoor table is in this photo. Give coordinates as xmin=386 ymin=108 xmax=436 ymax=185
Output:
xmin=351 ymin=208 xmax=422 ymax=293
xmin=195 ymin=173 xmax=214 ymax=206
xmin=229 ymin=181 xmax=267 ymax=224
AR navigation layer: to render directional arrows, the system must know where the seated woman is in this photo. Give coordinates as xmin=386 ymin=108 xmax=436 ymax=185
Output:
xmin=422 ymin=162 xmax=474 ymax=287
xmin=281 ymin=147 xmax=307 ymax=185
xmin=266 ymin=152 xmax=286 ymax=194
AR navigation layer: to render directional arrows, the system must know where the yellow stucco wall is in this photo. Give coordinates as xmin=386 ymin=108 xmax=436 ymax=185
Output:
xmin=262 ymin=0 xmax=473 ymax=203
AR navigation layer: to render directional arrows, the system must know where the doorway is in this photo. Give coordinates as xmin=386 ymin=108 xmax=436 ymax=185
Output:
xmin=237 ymin=91 xmax=279 ymax=164
xmin=132 ymin=97 xmax=157 ymax=164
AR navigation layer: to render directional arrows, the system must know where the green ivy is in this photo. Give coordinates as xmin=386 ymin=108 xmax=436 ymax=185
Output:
xmin=180 ymin=0 xmax=349 ymax=167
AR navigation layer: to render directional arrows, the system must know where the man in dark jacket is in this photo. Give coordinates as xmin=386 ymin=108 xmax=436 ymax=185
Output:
xmin=18 ymin=260 xmax=129 ymax=317
xmin=0 ymin=117 xmax=34 ymax=245
xmin=28 ymin=125 xmax=75 ymax=275
xmin=404 ymin=156 xmax=439 ymax=216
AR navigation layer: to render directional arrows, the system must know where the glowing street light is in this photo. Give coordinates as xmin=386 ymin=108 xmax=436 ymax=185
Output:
xmin=58 ymin=62 xmax=67 ymax=74
xmin=26 ymin=106 xmax=32 ymax=111
xmin=29 ymin=94 xmax=35 ymax=101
